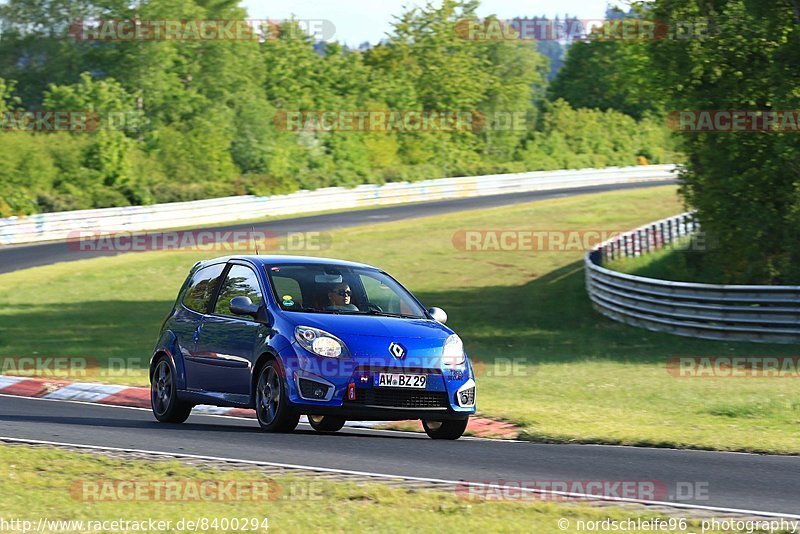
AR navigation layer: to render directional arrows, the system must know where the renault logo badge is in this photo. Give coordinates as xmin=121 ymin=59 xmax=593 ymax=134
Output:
xmin=388 ymin=342 xmax=406 ymax=360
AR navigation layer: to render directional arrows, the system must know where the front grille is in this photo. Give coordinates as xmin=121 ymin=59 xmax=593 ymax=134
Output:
xmin=347 ymin=388 xmax=449 ymax=409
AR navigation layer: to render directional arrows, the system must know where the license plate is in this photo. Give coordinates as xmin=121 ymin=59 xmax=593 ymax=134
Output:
xmin=375 ymin=373 xmax=427 ymax=389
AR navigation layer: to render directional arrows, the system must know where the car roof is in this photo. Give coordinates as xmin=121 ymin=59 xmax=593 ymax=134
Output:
xmin=195 ymin=255 xmax=380 ymax=271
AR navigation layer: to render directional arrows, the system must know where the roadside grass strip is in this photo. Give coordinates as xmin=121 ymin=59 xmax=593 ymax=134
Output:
xmin=0 ymin=442 xmax=760 ymax=533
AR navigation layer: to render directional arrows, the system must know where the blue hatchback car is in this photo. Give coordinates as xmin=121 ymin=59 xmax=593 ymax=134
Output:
xmin=150 ymin=255 xmax=476 ymax=439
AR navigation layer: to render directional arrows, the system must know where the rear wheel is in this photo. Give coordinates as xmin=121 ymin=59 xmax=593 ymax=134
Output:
xmin=308 ymin=415 xmax=346 ymax=433
xmin=255 ymin=360 xmax=299 ymax=432
xmin=151 ymin=358 xmax=192 ymax=423
xmin=422 ymin=418 xmax=468 ymax=440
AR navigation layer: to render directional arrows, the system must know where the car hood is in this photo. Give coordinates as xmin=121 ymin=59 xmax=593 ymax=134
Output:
xmin=282 ymin=312 xmax=453 ymax=339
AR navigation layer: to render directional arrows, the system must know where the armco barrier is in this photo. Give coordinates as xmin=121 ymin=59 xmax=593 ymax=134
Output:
xmin=585 ymin=213 xmax=800 ymax=344
xmin=0 ymin=165 xmax=676 ymax=246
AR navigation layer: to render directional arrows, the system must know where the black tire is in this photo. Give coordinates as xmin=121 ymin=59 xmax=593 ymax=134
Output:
xmin=151 ymin=357 xmax=192 ymax=423
xmin=308 ymin=415 xmax=346 ymax=433
xmin=255 ymin=360 xmax=299 ymax=432
xmin=422 ymin=418 xmax=469 ymax=440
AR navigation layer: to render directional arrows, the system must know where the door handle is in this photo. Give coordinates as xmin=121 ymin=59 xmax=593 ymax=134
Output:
xmin=193 ymin=324 xmax=203 ymax=343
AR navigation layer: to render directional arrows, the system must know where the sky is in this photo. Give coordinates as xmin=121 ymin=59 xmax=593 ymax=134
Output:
xmin=241 ymin=0 xmax=628 ymax=46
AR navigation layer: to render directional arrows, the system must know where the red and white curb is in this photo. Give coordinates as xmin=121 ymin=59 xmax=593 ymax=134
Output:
xmin=0 ymin=375 xmax=520 ymax=438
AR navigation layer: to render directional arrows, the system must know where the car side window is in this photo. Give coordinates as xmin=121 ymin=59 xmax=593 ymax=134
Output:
xmin=182 ymin=264 xmax=225 ymax=314
xmin=214 ymin=265 xmax=263 ymax=317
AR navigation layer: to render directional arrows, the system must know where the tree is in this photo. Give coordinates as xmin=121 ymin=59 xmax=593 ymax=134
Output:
xmin=549 ymin=6 xmax=666 ymax=120
xmin=651 ymin=0 xmax=800 ymax=283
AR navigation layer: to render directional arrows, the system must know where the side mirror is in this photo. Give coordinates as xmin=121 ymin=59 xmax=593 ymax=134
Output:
xmin=428 ymin=307 xmax=447 ymax=324
xmin=230 ymin=296 xmax=260 ymax=319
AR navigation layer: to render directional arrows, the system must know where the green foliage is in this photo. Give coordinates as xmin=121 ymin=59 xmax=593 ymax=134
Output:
xmin=549 ymin=10 xmax=666 ymax=120
xmin=519 ymin=100 xmax=679 ymax=169
xmin=0 ymin=78 xmax=20 ymax=111
xmin=0 ymin=133 xmax=96 ymax=216
xmin=651 ymin=0 xmax=800 ymax=283
xmin=0 ymin=0 xmax=678 ymax=219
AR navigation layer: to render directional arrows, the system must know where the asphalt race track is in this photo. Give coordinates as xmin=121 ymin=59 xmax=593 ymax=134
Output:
xmin=1 ymin=396 xmax=799 ymax=517
xmin=4 ymin=178 xmax=800 ymax=518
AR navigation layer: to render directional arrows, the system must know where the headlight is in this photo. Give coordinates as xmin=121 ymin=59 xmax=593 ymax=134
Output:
xmin=442 ymin=334 xmax=465 ymax=366
xmin=295 ymin=326 xmax=350 ymax=358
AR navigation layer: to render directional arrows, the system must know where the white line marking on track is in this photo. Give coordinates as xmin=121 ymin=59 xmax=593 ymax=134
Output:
xmin=0 ymin=435 xmax=797 ymax=520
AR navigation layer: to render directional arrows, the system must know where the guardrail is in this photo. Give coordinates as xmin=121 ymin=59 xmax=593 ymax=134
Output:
xmin=0 ymin=165 xmax=676 ymax=246
xmin=585 ymin=213 xmax=800 ymax=344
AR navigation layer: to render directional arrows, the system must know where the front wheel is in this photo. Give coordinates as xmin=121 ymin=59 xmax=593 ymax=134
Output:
xmin=308 ymin=415 xmax=346 ymax=433
xmin=151 ymin=358 xmax=192 ymax=423
xmin=255 ymin=360 xmax=299 ymax=432
xmin=422 ymin=419 xmax=468 ymax=440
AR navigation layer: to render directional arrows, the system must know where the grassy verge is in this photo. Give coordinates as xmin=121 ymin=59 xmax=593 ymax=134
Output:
xmin=1 ymin=185 xmax=798 ymax=453
xmin=605 ymin=236 xmax=726 ymax=283
xmin=0 ymin=444 xmax=727 ymax=533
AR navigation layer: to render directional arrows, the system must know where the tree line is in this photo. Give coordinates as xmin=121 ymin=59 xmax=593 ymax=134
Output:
xmin=0 ymin=0 xmax=676 ymax=219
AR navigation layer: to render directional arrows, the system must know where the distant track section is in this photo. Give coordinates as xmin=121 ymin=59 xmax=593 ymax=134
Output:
xmin=0 ymin=180 xmax=675 ymax=274
xmin=0 ymin=165 xmax=675 ymax=246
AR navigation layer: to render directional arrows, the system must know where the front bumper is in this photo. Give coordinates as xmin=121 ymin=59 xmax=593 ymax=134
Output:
xmin=281 ymin=346 xmax=476 ymax=421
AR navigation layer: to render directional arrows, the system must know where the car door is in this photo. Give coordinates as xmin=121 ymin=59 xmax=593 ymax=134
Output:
xmin=189 ymin=262 xmax=268 ymax=396
xmin=175 ymin=263 xmax=226 ymax=384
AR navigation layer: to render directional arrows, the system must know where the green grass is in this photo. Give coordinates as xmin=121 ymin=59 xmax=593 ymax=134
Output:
xmin=1 ymin=185 xmax=799 ymax=453
xmin=605 ymin=236 xmax=728 ymax=284
xmin=0 ymin=444 xmax=730 ymax=534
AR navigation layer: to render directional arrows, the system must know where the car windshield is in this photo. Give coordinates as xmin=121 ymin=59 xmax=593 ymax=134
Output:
xmin=265 ymin=263 xmax=427 ymax=319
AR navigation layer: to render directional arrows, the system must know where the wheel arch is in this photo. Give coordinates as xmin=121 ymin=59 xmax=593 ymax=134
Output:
xmin=150 ymin=330 xmax=186 ymax=389
xmin=150 ymin=350 xmax=173 ymax=381
xmin=250 ymin=349 xmax=285 ymax=403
